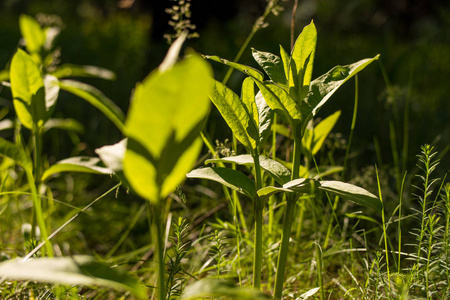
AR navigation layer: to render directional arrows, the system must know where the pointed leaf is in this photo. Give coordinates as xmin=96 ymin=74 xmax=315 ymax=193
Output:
xmin=159 ymin=31 xmax=188 ymax=72
xmin=279 ymin=45 xmax=290 ymax=81
xmin=95 ymin=139 xmax=126 ymax=173
xmin=302 ymin=55 xmax=379 ymax=124
xmin=252 ymin=48 xmax=286 ymax=86
xmin=241 ymin=77 xmax=258 ymax=131
xmin=0 ymin=70 xmax=9 ymax=81
xmin=255 ymin=90 xmax=273 ymax=143
xmin=10 ymin=49 xmax=46 ymax=129
xmin=19 ymin=15 xmax=45 ymax=54
xmin=206 ymin=154 xmax=291 ymax=185
xmin=51 ymin=64 xmax=116 ymax=80
xmin=0 ymin=256 xmax=146 ymax=299
xmin=210 ymin=79 xmax=258 ymax=151
xmin=205 ymin=55 xmax=264 ymax=81
xmin=289 ymin=21 xmax=317 ymax=101
xmin=186 ymin=167 xmax=256 ymax=200
xmin=309 ymin=166 xmax=343 ymax=179
xmin=43 ymin=118 xmax=84 ymax=133
xmin=318 ymin=180 xmax=381 ymax=212
xmin=253 ymin=79 xmax=300 ymax=125
xmin=311 ymin=110 xmax=341 ymax=154
xmin=42 ymin=156 xmax=112 ymax=181
xmin=44 ymin=74 xmax=59 ymax=113
xmin=181 ymin=279 xmax=271 ymax=300
xmin=59 ymin=80 xmax=125 ymax=131
xmin=258 ymin=186 xmax=292 ymax=204
xmin=283 ymin=178 xmax=317 ymax=193
xmin=124 ymin=53 xmax=212 ymax=203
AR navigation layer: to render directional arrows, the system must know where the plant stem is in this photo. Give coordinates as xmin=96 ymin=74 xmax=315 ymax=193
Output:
xmin=152 ymin=202 xmax=166 ymax=300
xmin=274 ymin=134 xmax=302 ymax=299
xmin=252 ymin=152 xmax=264 ymax=289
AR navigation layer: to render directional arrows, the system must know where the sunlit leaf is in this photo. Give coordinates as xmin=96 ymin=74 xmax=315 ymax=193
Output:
xmin=283 ymin=178 xmax=316 ymax=193
xmin=10 ymin=49 xmax=46 ymax=129
xmin=279 ymin=45 xmax=290 ymax=81
xmin=0 ymin=70 xmax=9 ymax=82
xmin=124 ymin=52 xmax=212 ymax=203
xmin=255 ymin=90 xmax=273 ymax=143
xmin=43 ymin=118 xmax=84 ymax=133
xmin=289 ymin=20 xmax=317 ymax=101
xmin=257 ymin=186 xmax=291 ymax=205
xmin=205 ymin=55 xmax=264 ymax=81
xmin=19 ymin=15 xmax=45 ymax=54
xmin=42 ymin=156 xmax=112 ymax=182
xmin=302 ymin=110 xmax=341 ymax=155
xmin=206 ymin=154 xmax=291 ymax=185
xmin=186 ymin=167 xmax=256 ymax=200
xmin=44 ymin=74 xmax=59 ymax=114
xmin=252 ymin=48 xmax=286 ymax=86
xmin=95 ymin=139 xmax=127 ymax=173
xmin=241 ymin=77 xmax=258 ymax=132
xmin=59 ymin=80 xmax=125 ymax=131
xmin=0 ymin=256 xmax=146 ymax=299
xmin=181 ymin=279 xmax=271 ymax=300
xmin=301 ymin=55 xmax=379 ymax=127
xmin=318 ymin=180 xmax=381 ymax=212
xmin=210 ymin=79 xmax=258 ymax=152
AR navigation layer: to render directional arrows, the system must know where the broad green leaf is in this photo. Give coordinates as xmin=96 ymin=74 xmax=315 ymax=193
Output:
xmin=59 ymin=80 xmax=125 ymax=131
xmin=255 ymin=90 xmax=273 ymax=143
xmin=51 ymin=64 xmax=116 ymax=80
xmin=241 ymin=77 xmax=258 ymax=131
xmin=42 ymin=156 xmax=112 ymax=182
xmin=252 ymin=48 xmax=286 ymax=86
xmin=10 ymin=49 xmax=46 ymax=129
xmin=257 ymin=186 xmax=291 ymax=205
xmin=0 ymin=256 xmax=146 ymax=299
xmin=206 ymin=154 xmax=291 ymax=185
xmin=181 ymin=279 xmax=271 ymax=300
xmin=318 ymin=180 xmax=381 ymax=212
xmin=302 ymin=110 xmax=341 ymax=155
xmin=0 ymin=137 xmax=32 ymax=171
xmin=283 ymin=178 xmax=316 ymax=193
xmin=43 ymin=118 xmax=84 ymax=133
xmin=186 ymin=167 xmax=256 ymax=200
xmin=302 ymin=55 xmax=380 ymax=127
xmin=19 ymin=15 xmax=45 ymax=54
xmin=124 ymin=53 xmax=212 ymax=203
xmin=44 ymin=74 xmax=59 ymax=113
xmin=205 ymin=55 xmax=264 ymax=81
xmin=279 ymin=45 xmax=290 ymax=81
xmin=253 ymin=79 xmax=300 ymax=125
xmin=95 ymin=139 xmax=126 ymax=172
xmin=210 ymin=79 xmax=258 ymax=152
xmin=289 ymin=20 xmax=317 ymax=101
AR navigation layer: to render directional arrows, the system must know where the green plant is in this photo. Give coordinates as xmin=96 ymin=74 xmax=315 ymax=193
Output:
xmin=187 ymin=20 xmax=380 ymax=298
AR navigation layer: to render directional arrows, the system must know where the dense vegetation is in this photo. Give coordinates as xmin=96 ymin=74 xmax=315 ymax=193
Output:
xmin=0 ymin=1 xmax=449 ymax=299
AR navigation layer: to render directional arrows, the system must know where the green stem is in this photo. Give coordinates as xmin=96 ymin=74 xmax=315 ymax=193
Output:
xmin=252 ymin=152 xmax=264 ymax=289
xmin=274 ymin=134 xmax=302 ymax=299
xmin=152 ymin=202 xmax=166 ymax=300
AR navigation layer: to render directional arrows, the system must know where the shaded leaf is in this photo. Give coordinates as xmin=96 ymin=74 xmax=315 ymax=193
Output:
xmin=252 ymin=48 xmax=286 ymax=86
xmin=0 ymin=137 xmax=32 ymax=171
xmin=42 ymin=156 xmax=112 ymax=182
xmin=302 ymin=110 xmax=341 ymax=155
xmin=0 ymin=256 xmax=146 ymax=299
xmin=318 ymin=180 xmax=381 ymax=212
xmin=186 ymin=167 xmax=256 ymax=200
xmin=206 ymin=154 xmax=291 ymax=185
xmin=257 ymin=186 xmax=291 ymax=205
xmin=59 ymin=80 xmax=125 ymax=131
xmin=181 ymin=279 xmax=272 ymax=300
xmin=289 ymin=21 xmax=317 ymax=101
xmin=205 ymin=55 xmax=264 ymax=81
xmin=309 ymin=165 xmax=343 ymax=179
xmin=283 ymin=178 xmax=316 ymax=193
xmin=43 ymin=118 xmax=84 ymax=133
xmin=255 ymin=90 xmax=273 ymax=143
xmin=51 ymin=64 xmax=116 ymax=80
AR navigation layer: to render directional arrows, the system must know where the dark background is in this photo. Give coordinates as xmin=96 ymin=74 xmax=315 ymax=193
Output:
xmin=1 ymin=0 xmax=449 ymax=174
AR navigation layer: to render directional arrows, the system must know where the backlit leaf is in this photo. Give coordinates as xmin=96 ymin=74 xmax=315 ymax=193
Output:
xmin=10 ymin=49 xmax=46 ymax=129
xmin=252 ymin=48 xmax=286 ymax=86
xmin=255 ymin=90 xmax=273 ymax=143
xmin=0 ymin=256 xmax=146 ymax=299
xmin=42 ymin=156 xmax=112 ymax=182
xmin=289 ymin=21 xmax=317 ymax=101
xmin=124 ymin=52 xmax=212 ymax=203
xmin=51 ymin=64 xmax=116 ymax=80
xmin=19 ymin=15 xmax=45 ymax=54
xmin=205 ymin=55 xmax=264 ymax=81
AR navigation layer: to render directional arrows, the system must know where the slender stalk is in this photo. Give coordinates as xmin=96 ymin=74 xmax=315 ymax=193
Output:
xmin=252 ymin=152 xmax=264 ymax=289
xmin=152 ymin=202 xmax=166 ymax=300
xmin=290 ymin=0 xmax=299 ymax=50
xmin=274 ymin=134 xmax=302 ymax=299
xmin=398 ymin=172 xmax=407 ymax=274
